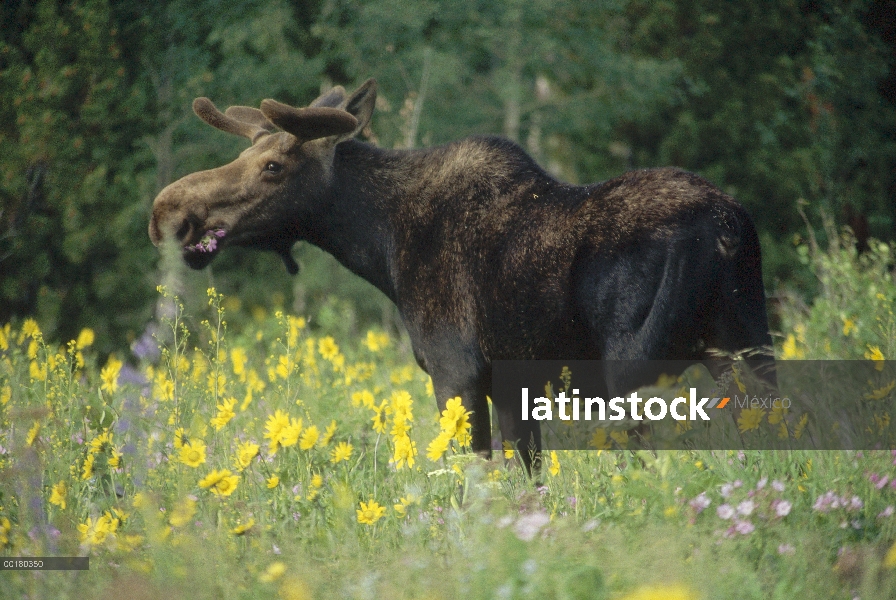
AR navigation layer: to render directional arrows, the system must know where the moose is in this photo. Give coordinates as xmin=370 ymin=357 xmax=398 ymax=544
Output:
xmin=150 ymin=79 xmax=774 ymax=468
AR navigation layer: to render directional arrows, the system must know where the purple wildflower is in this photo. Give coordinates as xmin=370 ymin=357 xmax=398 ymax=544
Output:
xmin=778 ymin=543 xmax=796 ymax=555
xmin=734 ymin=519 xmax=755 ymax=535
xmin=773 ymin=499 xmax=792 ymax=517
xmin=737 ymin=500 xmax=756 ymax=516
xmin=513 ymin=512 xmax=550 ymax=542
xmin=878 ymin=506 xmax=894 ymax=519
xmin=717 ymin=504 xmax=735 ymax=520
xmin=689 ymin=492 xmax=711 ymax=513
xmin=771 ymin=479 xmax=785 ymax=492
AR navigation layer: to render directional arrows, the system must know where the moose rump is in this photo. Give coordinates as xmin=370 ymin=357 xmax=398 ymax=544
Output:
xmin=149 ymin=79 xmax=774 ymax=471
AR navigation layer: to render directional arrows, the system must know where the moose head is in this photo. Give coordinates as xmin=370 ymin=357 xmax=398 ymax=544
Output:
xmin=149 ymin=80 xmax=378 ymax=274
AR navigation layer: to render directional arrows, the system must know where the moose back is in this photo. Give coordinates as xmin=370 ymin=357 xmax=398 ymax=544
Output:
xmin=150 ymin=79 xmax=774 ymax=468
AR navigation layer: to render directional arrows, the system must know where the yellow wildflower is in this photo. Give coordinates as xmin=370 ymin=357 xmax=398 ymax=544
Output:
xmin=100 ymin=356 xmax=123 ymax=394
xmin=275 ymin=354 xmax=292 ymax=380
xmin=318 ymin=336 xmax=340 ymax=361
xmin=737 ymin=408 xmax=765 ymax=432
xmin=885 ymin=541 xmax=896 ymax=569
xmin=168 ymin=498 xmax=196 ymax=527
xmin=549 ymin=450 xmax=560 ymax=476
xmin=362 ymin=330 xmax=390 ymax=352
xmin=781 ymin=334 xmax=805 ymax=359
xmin=29 ymin=360 xmax=47 ymax=381
xmin=235 ymin=441 xmax=260 ymax=471
xmin=210 ymin=397 xmax=237 ymax=430
xmin=231 ymin=518 xmax=255 ymax=535
xmin=267 ymin=475 xmax=280 ymax=489
xmin=356 ymin=500 xmax=386 ymax=525
xmin=78 ymin=512 xmax=120 ymax=546
xmin=352 ymin=390 xmax=375 ymax=409
xmin=231 ymin=347 xmax=247 ymax=379
xmin=865 ymin=380 xmax=896 ymax=401
xmin=330 ymin=441 xmax=353 ymax=464
xmin=0 ymin=517 xmax=10 ymax=546
xmin=371 ymin=401 xmax=389 ymax=434
xmin=259 ymin=561 xmax=287 ymax=582
xmin=88 ymin=431 xmax=113 ymax=454
xmin=199 ymin=469 xmax=239 ymax=497
xmin=265 ymin=410 xmax=291 ymax=454
xmin=279 ymin=417 xmax=304 ymax=448
xmin=589 ymin=428 xmax=612 ymax=450
xmin=20 ymin=318 xmax=41 ymax=342
xmin=768 ymin=405 xmax=787 ymax=424
xmin=618 ymin=583 xmax=698 ymax=600
xmin=299 ymin=425 xmax=319 ymax=450
xmin=865 ymin=346 xmax=885 ymax=371
xmin=26 ymin=422 xmax=40 ymax=446
xmin=393 ymin=495 xmax=418 ymax=517
xmin=426 ymin=431 xmax=451 ymax=461
xmin=109 ymin=448 xmax=123 ymax=469
xmin=173 ymin=427 xmax=188 ymax=449
xmin=179 ymin=440 xmax=207 ymax=468
xmin=321 ymin=420 xmax=337 ymax=445
xmin=842 ymin=317 xmax=856 ymax=336
xmin=305 ymin=473 xmax=324 ymax=501
xmin=439 ymin=396 xmax=472 ymax=446
xmin=793 ymin=413 xmax=809 ymax=439
xmin=610 ymin=430 xmax=629 ymax=447
xmin=503 ymin=440 xmax=515 ymax=459
xmin=390 ymin=365 xmax=414 ymax=384
xmin=1 ymin=385 xmax=10 ymax=405
xmin=81 ymin=453 xmax=95 ymax=480
xmin=392 ymin=434 xmax=417 ymax=469
xmin=49 ymin=481 xmax=67 ymax=510
xmin=76 ymin=328 xmax=95 ymax=349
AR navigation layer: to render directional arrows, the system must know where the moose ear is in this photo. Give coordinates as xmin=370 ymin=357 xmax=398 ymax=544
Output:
xmin=259 ymin=101 xmax=359 ymax=144
xmin=336 ymin=78 xmax=377 ymax=142
xmin=310 ymin=85 xmax=347 ymax=108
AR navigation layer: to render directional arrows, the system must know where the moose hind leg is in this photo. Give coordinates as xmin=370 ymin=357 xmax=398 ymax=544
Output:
xmin=577 ymin=241 xmax=708 ymax=395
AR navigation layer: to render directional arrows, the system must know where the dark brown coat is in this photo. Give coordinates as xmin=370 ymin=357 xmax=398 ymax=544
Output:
xmin=150 ymin=79 xmax=773 ymax=467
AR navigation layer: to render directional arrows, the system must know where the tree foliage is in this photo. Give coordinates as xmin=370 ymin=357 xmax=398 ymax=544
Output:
xmin=1 ymin=0 xmax=893 ymax=351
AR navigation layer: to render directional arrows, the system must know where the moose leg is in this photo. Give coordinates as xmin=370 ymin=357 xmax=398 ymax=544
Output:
xmin=495 ymin=404 xmax=541 ymax=474
xmin=579 ymin=246 xmax=701 ymax=395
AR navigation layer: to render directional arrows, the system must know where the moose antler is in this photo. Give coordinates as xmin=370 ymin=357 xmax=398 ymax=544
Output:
xmin=224 ymin=106 xmax=276 ymax=133
xmin=193 ymin=97 xmax=271 ymax=144
xmin=259 ymin=100 xmax=359 ymax=143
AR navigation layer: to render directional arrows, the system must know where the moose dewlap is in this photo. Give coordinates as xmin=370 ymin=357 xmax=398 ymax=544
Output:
xmin=149 ymin=78 xmax=774 ymax=469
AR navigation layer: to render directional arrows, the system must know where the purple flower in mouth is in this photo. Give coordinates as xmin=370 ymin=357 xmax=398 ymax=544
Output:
xmin=187 ymin=229 xmax=226 ymax=253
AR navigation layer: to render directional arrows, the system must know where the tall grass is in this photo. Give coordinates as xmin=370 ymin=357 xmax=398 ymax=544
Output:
xmin=1 ymin=230 xmax=896 ymax=599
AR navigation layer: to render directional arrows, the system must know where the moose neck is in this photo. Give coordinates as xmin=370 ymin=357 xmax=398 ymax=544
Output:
xmin=304 ymin=137 xmax=551 ymax=307
xmin=303 ymin=140 xmax=417 ymax=304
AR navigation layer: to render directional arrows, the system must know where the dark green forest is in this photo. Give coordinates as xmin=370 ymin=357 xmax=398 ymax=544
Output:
xmin=1 ymin=0 xmax=894 ymax=354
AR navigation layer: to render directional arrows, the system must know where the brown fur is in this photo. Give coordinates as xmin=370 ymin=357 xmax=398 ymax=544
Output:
xmin=150 ymin=79 xmax=774 ymax=469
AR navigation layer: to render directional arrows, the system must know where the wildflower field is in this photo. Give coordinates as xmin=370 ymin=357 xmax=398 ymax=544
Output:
xmin=2 ymin=235 xmax=896 ymax=600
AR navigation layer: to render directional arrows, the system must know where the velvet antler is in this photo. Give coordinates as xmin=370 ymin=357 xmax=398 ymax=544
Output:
xmin=193 ymin=97 xmax=271 ymax=144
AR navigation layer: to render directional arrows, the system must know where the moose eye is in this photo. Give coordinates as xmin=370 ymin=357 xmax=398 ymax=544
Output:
xmin=263 ymin=161 xmax=283 ymax=174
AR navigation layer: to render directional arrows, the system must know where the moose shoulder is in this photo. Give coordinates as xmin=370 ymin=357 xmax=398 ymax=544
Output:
xmin=150 ymin=79 xmax=774 ymax=467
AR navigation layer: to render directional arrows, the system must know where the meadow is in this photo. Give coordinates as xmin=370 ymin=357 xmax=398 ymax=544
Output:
xmin=2 ymin=232 xmax=896 ymax=599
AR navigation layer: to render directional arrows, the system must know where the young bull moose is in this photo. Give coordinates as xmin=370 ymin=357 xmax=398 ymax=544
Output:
xmin=150 ymin=79 xmax=774 ymax=468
